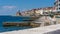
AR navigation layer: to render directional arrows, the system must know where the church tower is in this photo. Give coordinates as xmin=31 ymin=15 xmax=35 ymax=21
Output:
xmin=16 ymin=10 xmax=21 ymax=16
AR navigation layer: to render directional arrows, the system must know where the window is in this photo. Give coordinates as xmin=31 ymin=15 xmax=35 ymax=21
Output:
xmin=59 ymin=8 xmax=60 ymax=9
xmin=59 ymin=0 xmax=60 ymax=1
xmin=59 ymin=4 xmax=60 ymax=5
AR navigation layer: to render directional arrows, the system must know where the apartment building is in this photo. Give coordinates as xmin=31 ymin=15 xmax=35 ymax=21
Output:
xmin=55 ymin=0 xmax=60 ymax=12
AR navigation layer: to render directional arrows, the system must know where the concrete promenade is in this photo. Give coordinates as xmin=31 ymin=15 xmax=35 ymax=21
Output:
xmin=0 ymin=24 xmax=60 ymax=34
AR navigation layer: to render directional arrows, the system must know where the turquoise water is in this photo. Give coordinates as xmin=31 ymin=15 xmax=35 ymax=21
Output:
xmin=0 ymin=16 xmax=32 ymax=32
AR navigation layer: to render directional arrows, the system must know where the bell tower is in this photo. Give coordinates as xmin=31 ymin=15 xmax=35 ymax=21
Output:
xmin=16 ymin=10 xmax=21 ymax=16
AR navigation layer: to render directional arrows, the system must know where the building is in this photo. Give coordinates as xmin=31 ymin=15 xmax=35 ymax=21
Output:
xmin=17 ymin=7 xmax=56 ymax=16
xmin=43 ymin=7 xmax=56 ymax=15
xmin=55 ymin=0 xmax=60 ymax=12
xmin=54 ymin=0 xmax=60 ymax=16
xmin=21 ymin=10 xmax=33 ymax=16
xmin=34 ymin=8 xmax=43 ymax=16
xmin=21 ymin=12 xmax=26 ymax=16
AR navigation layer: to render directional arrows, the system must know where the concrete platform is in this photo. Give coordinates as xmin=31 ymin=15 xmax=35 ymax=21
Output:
xmin=0 ymin=24 xmax=60 ymax=34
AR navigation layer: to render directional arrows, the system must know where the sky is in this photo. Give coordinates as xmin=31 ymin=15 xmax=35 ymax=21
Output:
xmin=0 ymin=0 xmax=55 ymax=15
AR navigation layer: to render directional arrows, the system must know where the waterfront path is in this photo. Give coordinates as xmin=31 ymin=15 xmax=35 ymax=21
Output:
xmin=0 ymin=24 xmax=60 ymax=34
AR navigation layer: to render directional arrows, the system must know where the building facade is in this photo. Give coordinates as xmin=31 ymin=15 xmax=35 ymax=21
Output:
xmin=55 ymin=0 xmax=60 ymax=12
xmin=16 ymin=7 xmax=56 ymax=16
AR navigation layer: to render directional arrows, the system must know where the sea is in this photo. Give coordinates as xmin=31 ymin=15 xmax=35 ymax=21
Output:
xmin=0 ymin=16 xmax=60 ymax=33
xmin=0 ymin=16 xmax=32 ymax=32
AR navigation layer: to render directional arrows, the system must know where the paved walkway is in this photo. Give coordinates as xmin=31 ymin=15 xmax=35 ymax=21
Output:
xmin=0 ymin=24 xmax=60 ymax=34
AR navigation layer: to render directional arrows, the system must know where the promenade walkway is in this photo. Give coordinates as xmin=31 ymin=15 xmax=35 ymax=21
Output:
xmin=0 ymin=24 xmax=60 ymax=34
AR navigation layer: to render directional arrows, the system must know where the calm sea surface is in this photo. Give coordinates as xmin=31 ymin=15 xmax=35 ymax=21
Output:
xmin=0 ymin=16 xmax=32 ymax=32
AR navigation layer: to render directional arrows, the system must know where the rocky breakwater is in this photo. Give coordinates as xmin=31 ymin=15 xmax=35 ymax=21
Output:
xmin=3 ymin=22 xmax=31 ymax=27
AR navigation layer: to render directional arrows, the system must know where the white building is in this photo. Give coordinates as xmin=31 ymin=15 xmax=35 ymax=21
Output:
xmin=35 ymin=9 xmax=43 ymax=15
xmin=55 ymin=0 xmax=60 ymax=12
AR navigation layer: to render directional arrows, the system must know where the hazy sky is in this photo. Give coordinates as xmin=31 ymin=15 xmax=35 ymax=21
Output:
xmin=0 ymin=0 xmax=55 ymax=15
